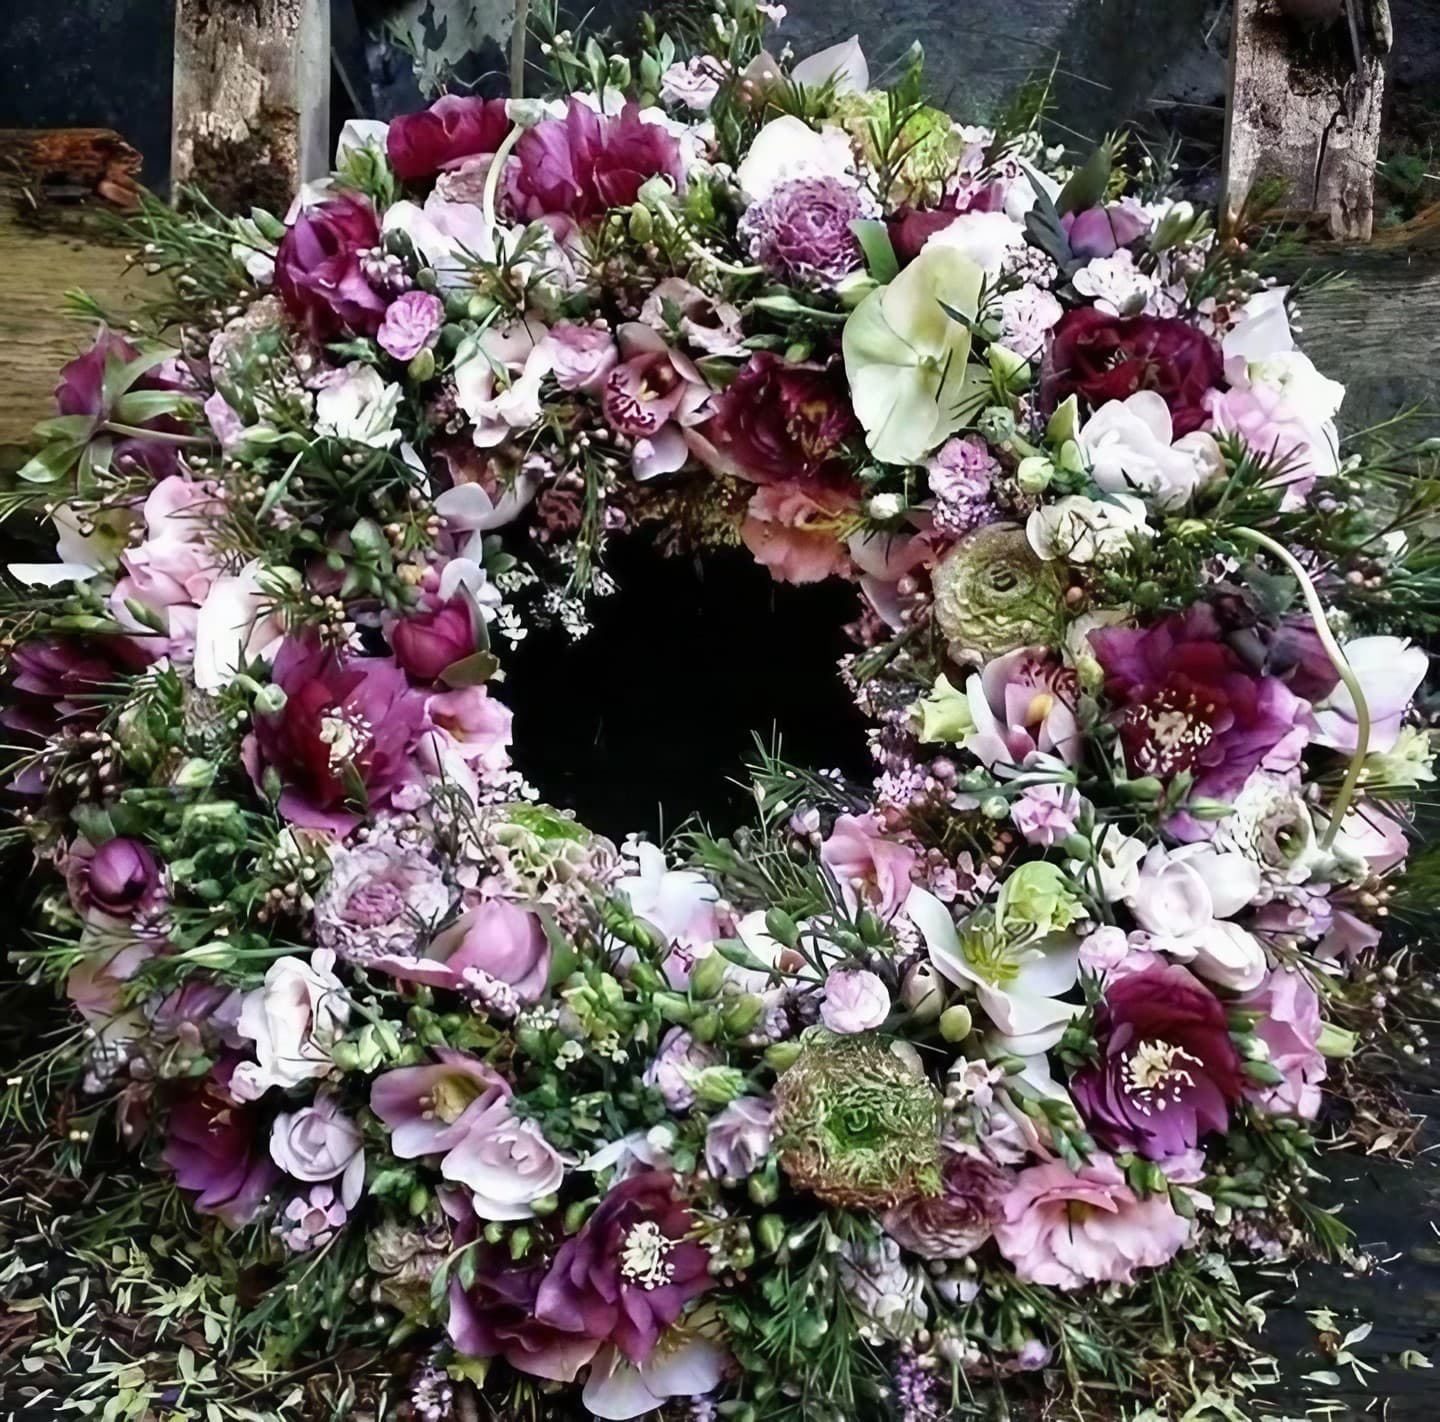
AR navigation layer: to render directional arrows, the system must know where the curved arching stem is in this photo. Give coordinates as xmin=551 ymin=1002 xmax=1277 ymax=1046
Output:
xmin=510 ymin=0 xmax=531 ymax=100
xmin=1228 ymin=525 xmax=1370 ymax=848
xmin=482 ymin=122 xmax=525 ymax=255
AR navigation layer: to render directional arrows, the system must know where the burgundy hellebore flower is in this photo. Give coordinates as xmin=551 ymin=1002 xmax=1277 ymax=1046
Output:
xmin=1047 ymin=308 xmax=1223 ymax=437
xmin=509 ymin=100 xmax=684 ymax=224
xmin=1071 ymin=960 xmax=1244 ymax=1160
xmin=708 ymin=354 xmax=858 ymax=488
xmin=163 ymin=1058 xmax=279 ymax=1228
xmin=85 ymin=837 xmax=162 ymax=917
xmin=534 ymin=1171 xmax=712 ymax=1363
xmin=275 ymin=193 xmax=390 ymax=342
xmin=1090 ymin=604 xmax=1308 ymax=809
xmin=387 ymin=94 xmax=512 ymax=182
xmin=390 ymin=596 xmax=478 ymax=683
xmin=244 ymin=637 xmax=429 ymax=834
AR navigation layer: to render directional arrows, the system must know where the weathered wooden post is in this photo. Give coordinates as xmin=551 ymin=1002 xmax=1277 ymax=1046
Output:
xmin=1221 ymin=0 xmax=1392 ymax=240
xmin=170 ymin=0 xmax=332 ymax=214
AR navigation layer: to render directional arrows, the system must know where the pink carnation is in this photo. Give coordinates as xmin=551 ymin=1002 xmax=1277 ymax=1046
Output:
xmin=992 ymin=1154 xmax=1191 ymax=1290
xmin=377 ymin=290 xmax=444 ymax=362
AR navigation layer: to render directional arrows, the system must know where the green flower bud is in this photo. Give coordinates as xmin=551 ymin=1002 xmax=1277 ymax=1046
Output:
xmin=509 ymin=1226 xmax=533 ymax=1260
xmin=756 ymin=1213 xmax=786 ymax=1255
xmin=987 ymin=343 xmax=1031 ymax=390
xmin=981 ymin=795 xmax=1009 ymax=819
xmin=172 ymin=757 xmax=216 ymax=790
xmin=688 ymin=951 xmax=727 ymax=1001
xmin=628 ymin=960 xmax=662 ymax=995
xmin=939 ymin=1004 xmax=973 ymax=1042
xmin=1016 ymin=456 xmax=1055 ymax=495
xmin=1046 ymin=393 xmax=1080 ymax=445
xmin=747 ymin=1163 xmax=780 ymax=1206
xmin=653 ymin=991 xmax=694 ymax=1025
xmin=764 ymin=909 xmax=799 ymax=948
xmin=1317 ymin=1023 xmax=1358 ymax=1059
xmin=690 ymin=1009 xmax=722 ymax=1044
xmin=722 ymin=994 xmax=766 ymax=1037
xmin=694 ymin=1066 xmax=746 ymax=1106
xmin=764 ymin=1041 xmax=803 ymax=1073
xmin=466 ymin=293 xmax=497 ymax=322
xmin=408 ymin=1185 xmax=430 ymax=1216
xmin=627 ymin=204 xmax=654 ymax=243
xmin=407 ymin=347 xmax=436 ymax=384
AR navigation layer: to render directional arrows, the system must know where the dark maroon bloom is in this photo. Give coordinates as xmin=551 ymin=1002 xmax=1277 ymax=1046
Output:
xmin=1071 ymin=960 xmax=1244 ymax=1160
xmin=708 ymin=354 xmax=858 ymax=488
xmin=448 ymin=1251 xmax=602 ymax=1382
xmin=275 ymin=193 xmax=390 ymax=342
xmin=1090 ymin=605 xmax=1308 ymax=812
xmin=509 ymin=100 xmax=684 ymax=225
xmin=534 ymin=1171 xmax=712 ymax=1364
xmin=387 ymin=94 xmax=512 ymax=182
xmin=84 ymin=837 xmax=162 ymax=917
xmin=389 ymin=597 xmax=478 ymax=683
xmin=244 ymin=637 xmax=429 ymax=834
xmin=886 ymin=186 xmax=1006 ymax=265
xmin=163 ymin=1059 xmax=278 ymax=1228
xmin=1062 ymin=203 xmax=1150 ymax=259
xmin=55 ymin=329 xmax=189 ymax=478
xmin=1047 ymin=308 xmax=1223 ymax=436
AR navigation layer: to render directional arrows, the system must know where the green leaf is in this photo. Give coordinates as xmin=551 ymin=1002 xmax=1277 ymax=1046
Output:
xmin=849 ymin=218 xmax=900 ymax=285
xmin=17 ymin=442 xmax=77 ymax=484
xmin=1056 ymin=139 xmax=1116 ymax=216
xmin=102 ymin=346 xmax=177 ymax=406
xmin=111 ymin=389 xmax=195 ymax=425
xmin=438 ymin=650 xmax=500 ymax=688
xmin=31 ymin=414 xmax=97 ymax=445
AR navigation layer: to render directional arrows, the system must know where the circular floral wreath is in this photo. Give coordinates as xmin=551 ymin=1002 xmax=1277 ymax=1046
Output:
xmin=6 ymin=5 xmax=1437 ymax=1419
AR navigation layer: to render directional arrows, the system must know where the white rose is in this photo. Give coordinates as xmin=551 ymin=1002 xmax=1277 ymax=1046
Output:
xmin=315 ymin=364 xmax=402 ymax=449
xmin=1079 ymin=392 xmax=1223 ymax=510
xmin=1026 ymin=494 xmax=1150 ymax=563
xmin=232 ymin=949 xmax=349 ymax=1100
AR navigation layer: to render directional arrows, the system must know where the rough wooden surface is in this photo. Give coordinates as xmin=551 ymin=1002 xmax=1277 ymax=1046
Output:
xmin=170 ymin=0 xmax=331 ymax=212
xmin=1223 ymin=0 xmax=1392 ymax=239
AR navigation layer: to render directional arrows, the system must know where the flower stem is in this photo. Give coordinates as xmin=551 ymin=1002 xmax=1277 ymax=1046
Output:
xmin=481 ymin=123 xmax=526 ymax=259
xmin=511 ymin=0 xmax=531 ymax=100
xmin=1228 ymin=525 xmax=1370 ymax=848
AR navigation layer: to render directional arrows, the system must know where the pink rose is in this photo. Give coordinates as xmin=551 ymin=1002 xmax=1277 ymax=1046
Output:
xmin=269 ymin=1096 xmax=366 ymax=1206
xmin=819 ymin=969 xmax=891 ymax=1034
xmin=377 ymin=290 xmax=445 ymax=362
xmin=820 ymin=812 xmax=917 ymax=920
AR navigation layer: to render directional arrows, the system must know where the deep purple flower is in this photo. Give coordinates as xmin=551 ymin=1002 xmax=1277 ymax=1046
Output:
xmin=1071 ymin=960 xmax=1245 ymax=1161
xmin=707 ymin=353 xmax=857 ymax=488
xmin=534 ymin=1171 xmax=712 ymax=1363
xmin=163 ymin=1059 xmax=278 ymax=1228
xmin=389 ymin=596 xmax=478 ymax=683
xmin=739 ymin=176 xmax=867 ymax=287
xmin=509 ymin=100 xmax=684 ymax=224
xmin=85 ymin=837 xmax=162 ymax=917
xmin=275 ymin=193 xmax=390 ymax=342
xmin=387 ymin=95 xmax=512 ymax=182
xmin=1062 ymin=202 xmax=1150 ymax=259
xmin=243 ymin=637 xmax=429 ymax=833
xmin=1090 ymin=605 xmax=1308 ymax=810
xmin=54 ymin=329 xmax=190 ymax=478
xmin=1047 ymin=308 xmax=1223 ymax=437
xmin=881 ymin=1148 xmax=1010 ymax=1259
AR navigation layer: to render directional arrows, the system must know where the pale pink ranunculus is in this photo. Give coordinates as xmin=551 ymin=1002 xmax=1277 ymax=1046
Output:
xmin=543 ymin=321 xmax=620 ymax=394
xmin=231 ymin=949 xmax=349 ymax=1101
xmin=819 ymin=968 xmax=891 ymax=1034
xmin=992 ymin=1153 xmax=1191 ymax=1290
xmin=820 ymin=813 xmax=917 ymax=921
xmin=1010 ymin=783 xmax=1082 ymax=847
xmin=377 ymin=289 xmax=445 ymax=362
xmin=1310 ymin=636 xmax=1428 ymax=755
xmin=1234 ymin=968 xmax=1326 ymax=1119
xmin=269 ymin=1096 xmax=366 ymax=1206
xmin=740 ymin=483 xmax=853 ymax=584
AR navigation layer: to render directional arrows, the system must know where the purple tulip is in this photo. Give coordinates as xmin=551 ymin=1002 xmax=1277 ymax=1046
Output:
xmin=87 ymin=837 xmax=162 ymax=916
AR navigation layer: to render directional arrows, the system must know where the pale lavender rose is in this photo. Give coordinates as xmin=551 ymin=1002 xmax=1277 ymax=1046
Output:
xmin=992 ymin=1154 xmax=1191 ymax=1290
xmin=881 ymin=1147 xmax=1010 ymax=1259
xmin=543 ymin=321 xmax=620 ymax=394
xmin=820 ymin=968 xmax=891 ymax=1034
xmin=377 ymin=290 xmax=445 ymax=362
xmin=820 ymin=813 xmax=917 ymax=921
xmin=313 ymin=838 xmax=452 ymax=962
xmin=278 ymin=1183 xmax=349 ymax=1252
xmin=1010 ymin=784 xmax=1082 ymax=847
xmin=704 ymin=1097 xmax=774 ymax=1180
xmin=269 ymin=1096 xmax=366 ymax=1207
xmin=1234 ymin=968 xmax=1326 ymax=1119
xmin=644 ymin=1027 xmax=720 ymax=1111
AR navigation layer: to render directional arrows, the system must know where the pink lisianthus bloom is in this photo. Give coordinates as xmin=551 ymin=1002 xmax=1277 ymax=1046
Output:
xmin=243 ymin=637 xmax=429 ymax=834
xmin=601 ymin=323 xmax=717 ymax=479
xmin=740 ymin=482 xmax=853 ymax=584
xmin=372 ymin=897 xmax=552 ymax=1008
xmin=1204 ymin=382 xmax=1338 ymax=507
xmin=370 ymin=1048 xmax=564 ymax=1219
xmin=1234 ymin=968 xmax=1326 ymax=1119
xmin=820 ymin=812 xmax=918 ymax=920
xmin=377 ymin=290 xmax=444 ymax=362
xmin=108 ymin=475 xmax=223 ymax=659
xmin=275 ymin=192 xmax=390 ymax=342
xmin=963 ymin=648 xmax=1083 ymax=769
xmin=1010 ymin=784 xmax=1082 ymax=846
xmin=992 ymin=1153 xmax=1192 ymax=1290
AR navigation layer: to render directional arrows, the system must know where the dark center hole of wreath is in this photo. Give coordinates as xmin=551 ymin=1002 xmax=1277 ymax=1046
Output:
xmin=501 ymin=538 xmax=872 ymax=840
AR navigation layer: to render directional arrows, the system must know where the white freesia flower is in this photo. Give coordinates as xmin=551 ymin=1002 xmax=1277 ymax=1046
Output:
xmin=1068 ymin=826 xmax=1148 ymax=904
xmin=1026 ymin=494 xmax=1150 ymax=563
xmin=10 ymin=504 xmax=135 ymax=587
xmin=905 ymin=886 xmax=1081 ymax=1056
xmin=315 ymin=364 xmax=402 ymax=448
xmin=1079 ymin=392 xmax=1223 ymax=509
xmin=617 ymin=841 xmax=721 ymax=958
xmin=193 ymin=559 xmax=290 ymax=691
xmin=735 ymin=115 xmax=858 ymax=204
xmin=1127 ymin=844 xmax=1267 ymax=991
xmin=231 ymin=949 xmax=349 ymax=1100
xmin=842 ymin=244 xmax=985 ymax=465
xmin=335 ymin=118 xmax=390 ymax=164
xmin=790 ymin=35 xmax=870 ymax=93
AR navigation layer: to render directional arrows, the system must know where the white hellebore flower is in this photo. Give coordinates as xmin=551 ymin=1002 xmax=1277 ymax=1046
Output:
xmin=1078 ymin=391 xmax=1223 ymax=510
xmin=1127 ymin=844 xmax=1266 ymax=991
xmin=192 ymin=559 xmax=290 ymax=691
xmin=1026 ymin=493 xmax=1150 ymax=563
xmin=905 ymin=885 xmax=1081 ymax=1056
xmin=735 ymin=114 xmax=859 ymax=204
xmin=842 ymin=244 xmax=985 ymax=466
xmin=315 ymin=363 xmax=402 ymax=449
xmin=231 ymin=948 xmax=349 ymax=1100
